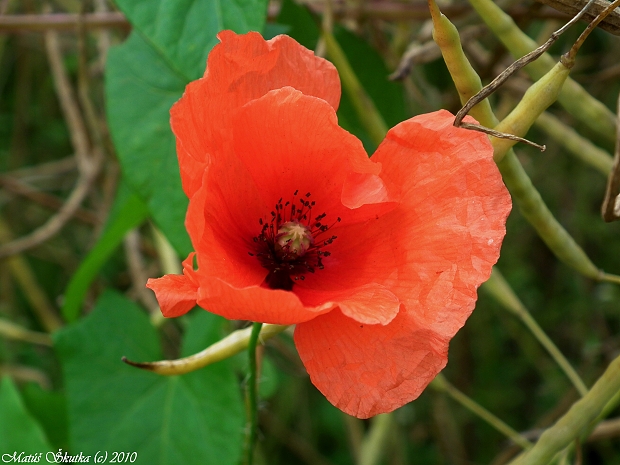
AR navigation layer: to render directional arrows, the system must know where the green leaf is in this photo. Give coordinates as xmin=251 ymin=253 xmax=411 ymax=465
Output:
xmin=105 ymin=32 xmax=191 ymax=256
xmin=61 ymin=182 xmax=149 ymax=322
xmin=277 ymin=0 xmax=319 ymax=50
xmin=0 ymin=376 xmax=53 ymax=454
xmin=21 ymin=383 xmax=69 ymax=451
xmin=114 ymin=0 xmax=269 ymax=80
xmin=54 ymin=291 xmax=244 ymax=465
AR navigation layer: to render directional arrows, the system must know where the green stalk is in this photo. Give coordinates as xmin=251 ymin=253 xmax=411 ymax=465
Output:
xmin=510 ymin=354 xmax=620 ymax=465
xmin=244 ymin=322 xmax=264 ymax=465
xmin=534 ymin=111 xmax=613 ymax=176
xmin=431 ymin=374 xmax=532 ymax=450
xmin=322 ymin=30 xmax=388 ymax=145
xmin=359 ymin=414 xmax=395 ymax=465
xmin=483 ymin=269 xmax=588 ymax=396
xmin=0 ymin=318 xmax=53 ymax=346
xmin=491 ymin=61 xmax=570 ymax=160
xmin=497 ymin=152 xmax=600 ymax=279
xmin=428 ymin=0 xmax=492 ymax=125
xmin=428 ymin=0 xmax=609 ymax=281
xmin=468 ymin=0 xmax=616 ymax=144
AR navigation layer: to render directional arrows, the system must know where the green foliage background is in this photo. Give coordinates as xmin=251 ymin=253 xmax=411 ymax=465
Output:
xmin=1 ymin=0 xmax=620 ymax=464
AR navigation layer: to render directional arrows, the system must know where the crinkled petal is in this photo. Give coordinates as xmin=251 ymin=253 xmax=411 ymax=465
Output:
xmin=337 ymin=284 xmax=400 ymax=325
xmin=176 ymin=137 xmax=208 ymax=199
xmin=294 ymin=307 xmax=449 ymax=418
xmin=196 ymin=276 xmax=334 ymax=325
xmin=231 ymin=87 xmax=387 ymax=222
xmin=146 ymin=275 xmax=196 ymax=318
xmin=373 ymin=110 xmax=511 ymax=336
xmin=171 ymin=31 xmax=341 ymax=197
xmin=341 ymin=171 xmax=393 ymax=209
xmin=299 ymin=110 xmax=511 ymax=337
xmin=295 ymin=283 xmax=400 ymax=325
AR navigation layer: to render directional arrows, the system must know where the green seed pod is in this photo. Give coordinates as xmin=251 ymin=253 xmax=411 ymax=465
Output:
xmin=469 ymin=0 xmax=617 ymax=144
xmin=492 ymin=61 xmax=571 ymax=161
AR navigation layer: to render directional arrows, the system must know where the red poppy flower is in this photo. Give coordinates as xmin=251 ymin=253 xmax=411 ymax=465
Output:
xmin=146 ymin=30 xmax=512 ymax=419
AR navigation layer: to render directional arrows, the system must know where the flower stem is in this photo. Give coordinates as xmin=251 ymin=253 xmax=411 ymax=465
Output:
xmin=0 ymin=318 xmax=53 ymax=346
xmin=431 ymin=374 xmax=533 ymax=450
xmin=359 ymin=413 xmax=395 ymax=465
xmin=497 ymin=151 xmax=600 ymax=279
xmin=322 ymin=30 xmax=388 ymax=145
xmin=534 ymin=111 xmax=612 ymax=176
xmin=491 ymin=61 xmax=570 ymax=161
xmin=483 ymin=269 xmax=588 ymax=397
xmin=509 ymin=354 xmax=620 ymax=465
xmin=244 ymin=322 xmax=263 ymax=465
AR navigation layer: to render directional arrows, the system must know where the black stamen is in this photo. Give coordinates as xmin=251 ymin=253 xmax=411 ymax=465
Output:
xmin=248 ymin=190 xmax=340 ymax=291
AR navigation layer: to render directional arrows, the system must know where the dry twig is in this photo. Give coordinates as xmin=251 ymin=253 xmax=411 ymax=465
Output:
xmin=601 ymin=93 xmax=620 ymax=221
xmin=123 ymin=229 xmax=161 ymax=317
xmin=0 ymin=11 xmax=129 ymax=32
xmin=0 ymin=175 xmax=99 ymax=225
xmin=390 ymin=26 xmax=485 ymax=81
xmin=536 ymin=0 xmax=620 ymax=35
xmin=0 ymin=25 xmax=102 ymax=258
xmin=453 ymin=0 xmax=595 ymax=142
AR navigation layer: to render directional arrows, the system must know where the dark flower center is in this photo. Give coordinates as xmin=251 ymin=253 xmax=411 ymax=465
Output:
xmin=248 ymin=190 xmax=340 ymax=291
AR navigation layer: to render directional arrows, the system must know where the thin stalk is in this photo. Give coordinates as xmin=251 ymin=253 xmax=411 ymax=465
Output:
xmin=490 ymin=61 xmax=570 ymax=160
xmin=564 ymin=0 xmax=620 ymax=62
xmin=497 ymin=152 xmax=600 ymax=279
xmin=483 ymin=269 xmax=588 ymax=396
xmin=322 ymin=30 xmax=388 ymax=145
xmin=431 ymin=374 xmax=532 ymax=450
xmin=0 ymin=318 xmax=53 ymax=346
xmin=344 ymin=415 xmax=364 ymax=463
xmin=601 ymin=93 xmax=620 ymax=222
xmin=150 ymin=226 xmax=182 ymax=328
xmin=0 ymin=219 xmax=63 ymax=332
xmin=534 ymin=111 xmax=613 ymax=176
xmin=359 ymin=413 xmax=395 ymax=465
xmin=244 ymin=322 xmax=263 ymax=465
xmin=152 ymin=225 xmax=181 ymax=275
xmin=510 ymin=354 xmax=620 ymax=465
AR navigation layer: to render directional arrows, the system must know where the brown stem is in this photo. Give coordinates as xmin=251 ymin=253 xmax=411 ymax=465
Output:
xmin=0 ymin=12 xmax=130 ymax=32
xmin=0 ymin=21 xmax=102 ymax=258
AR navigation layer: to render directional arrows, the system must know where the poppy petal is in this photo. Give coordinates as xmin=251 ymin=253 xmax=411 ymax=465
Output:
xmin=196 ymin=276 xmax=334 ymax=325
xmin=145 ymin=276 xmax=197 ymax=318
xmin=341 ymin=171 xmax=393 ymax=209
xmin=299 ymin=110 xmax=510 ymax=337
xmin=171 ymin=31 xmax=340 ymax=197
xmin=230 ymin=87 xmax=386 ymax=223
xmin=294 ymin=283 xmax=400 ymax=325
xmin=294 ymin=307 xmax=449 ymax=418
xmin=336 ymin=284 xmax=401 ymax=325
xmin=367 ymin=110 xmax=512 ymax=337
xmin=187 ymin=162 xmax=269 ymax=289
xmin=146 ymin=253 xmax=199 ymax=318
